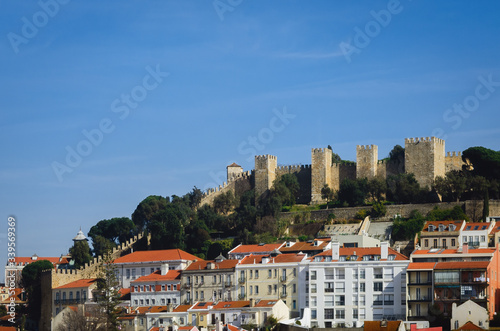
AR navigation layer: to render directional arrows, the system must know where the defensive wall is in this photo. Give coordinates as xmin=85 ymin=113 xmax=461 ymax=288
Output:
xmin=200 ymin=136 xmax=465 ymax=206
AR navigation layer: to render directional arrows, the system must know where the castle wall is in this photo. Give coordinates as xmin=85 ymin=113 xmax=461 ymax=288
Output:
xmin=405 ymin=137 xmax=445 ymax=189
xmin=330 ymin=163 xmax=357 ymax=192
xmin=199 ymin=172 xmax=253 ymax=207
xmin=311 ymin=148 xmax=333 ymax=204
xmin=377 ymin=159 xmax=404 ymax=179
xmin=356 ymin=145 xmax=378 ymax=179
xmin=255 ymin=155 xmax=277 ymax=203
xmin=276 ymin=165 xmax=312 ymax=204
xmin=445 ymin=152 xmax=464 ymax=173
xmin=227 ymin=164 xmax=243 ymax=182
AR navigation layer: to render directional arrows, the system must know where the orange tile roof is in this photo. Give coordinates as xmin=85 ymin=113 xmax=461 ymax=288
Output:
xmin=149 ymin=306 xmax=170 ymax=313
xmin=255 ymin=300 xmax=279 ymax=307
xmin=313 ymin=247 xmax=408 ymax=261
xmin=229 ymin=243 xmax=284 ymax=254
xmin=179 ymin=327 xmax=197 ymax=331
xmin=55 ymin=278 xmax=97 ymax=289
xmin=463 ymin=222 xmax=492 ymax=231
xmin=227 ymin=163 xmax=241 ymax=168
xmin=239 ymin=253 xmax=306 ymax=265
xmin=407 ymin=262 xmax=436 ymax=270
xmin=434 ymin=261 xmax=490 ymax=270
xmin=0 ymin=326 xmax=17 ymax=331
xmin=279 ymin=240 xmax=330 ymax=252
xmin=185 ymin=259 xmax=239 ymax=271
xmin=213 ymin=301 xmax=250 ymax=309
xmin=0 ymin=288 xmax=25 ymax=303
xmin=174 ymin=304 xmax=193 ymax=312
xmin=9 ymin=256 xmax=69 ymax=266
xmin=131 ymin=270 xmax=181 ymax=283
xmin=113 ymin=249 xmax=202 ymax=264
xmin=422 ymin=220 xmax=464 ymax=232
xmin=189 ymin=302 xmax=215 ymax=310
xmin=412 ymin=248 xmax=495 ymax=255
xmin=457 ymin=321 xmax=482 ymax=331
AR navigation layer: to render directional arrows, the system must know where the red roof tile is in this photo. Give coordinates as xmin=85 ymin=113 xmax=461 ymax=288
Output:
xmin=412 ymin=248 xmax=495 ymax=255
xmin=227 ymin=163 xmax=241 ymax=168
xmin=55 ymin=278 xmax=97 ymax=289
xmin=422 ymin=220 xmax=464 ymax=233
xmin=131 ymin=270 xmax=181 ymax=283
xmin=407 ymin=262 xmax=436 ymax=270
xmin=457 ymin=321 xmax=482 ymax=331
xmin=255 ymin=300 xmax=279 ymax=307
xmin=174 ymin=304 xmax=193 ymax=312
xmin=364 ymin=321 xmax=403 ymax=331
xmin=279 ymin=240 xmax=330 ymax=252
xmin=434 ymin=261 xmax=490 ymax=270
xmin=213 ymin=301 xmax=250 ymax=309
xmin=239 ymin=253 xmax=306 ymax=265
xmin=185 ymin=259 xmax=239 ymax=271
xmin=313 ymin=247 xmax=408 ymax=261
xmin=229 ymin=244 xmax=284 ymax=254
xmin=113 ymin=249 xmax=202 ymax=264
xmin=463 ymin=222 xmax=492 ymax=232
xmin=9 ymin=256 xmax=69 ymax=266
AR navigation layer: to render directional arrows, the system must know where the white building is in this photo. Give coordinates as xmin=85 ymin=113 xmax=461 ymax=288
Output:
xmin=451 ymin=300 xmax=489 ymax=330
xmin=307 ymin=242 xmax=409 ymax=328
xmin=131 ymin=265 xmax=181 ymax=307
xmin=52 ymin=278 xmax=98 ymax=316
xmin=461 ymin=221 xmax=495 ymax=248
xmin=113 ymin=249 xmax=202 ymax=288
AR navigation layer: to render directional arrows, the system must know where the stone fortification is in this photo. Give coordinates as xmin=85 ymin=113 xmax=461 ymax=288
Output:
xmin=356 ymin=145 xmax=378 ymax=180
xmin=202 ymin=136 xmax=464 ymax=206
xmin=405 ymin=137 xmax=446 ymax=189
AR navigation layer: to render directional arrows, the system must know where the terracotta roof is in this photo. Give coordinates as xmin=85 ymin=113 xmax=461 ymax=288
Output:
xmin=8 ymin=256 xmax=69 ymax=266
xmin=55 ymin=278 xmax=97 ymax=289
xmin=0 ymin=289 xmax=25 ymax=304
xmin=279 ymin=240 xmax=330 ymax=253
xmin=364 ymin=321 xmax=403 ymax=331
xmin=179 ymin=327 xmax=197 ymax=331
xmin=255 ymin=300 xmax=279 ymax=307
xmin=189 ymin=302 xmax=215 ymax=310
xmin=229 ymin=243 xmax=284 ymax=254
xmin=313 ymin=247 xmax=409 ymax=261
xmin=185 ymin=259 xmax=239 ymax=271
xmin=463 ymin=222 xmax=491 ymax=232
xmin=412 ymin=248 xmax=495 ymax=255
xmin=174 ymin=304 xmax=193 ymax=312
xmin=422 ymin=220 xmax=464 ymax=233
xmin=434 ymin=261 xmax=490 ymax=270
xmin=457 ymin=321 xmax=482 ymax=331
xmin=149 ymin=306 xmax=170 ymax=313
xmin=407 ymin=262 xmax=436 ymax=270
xmin=239 ymin=253 xmax=306 ymax=265
xmin=131 ymin=270 xmax=181 ymax=283
xmin=0 ymin=326 xmax=17 ymax=331
xmin=213 ymin=301 xmax=250 ymax=309
xmin=227 ymin=163 xmax=241 ymax=168
xmin=113 ymin=249 xmax=202 ymax=264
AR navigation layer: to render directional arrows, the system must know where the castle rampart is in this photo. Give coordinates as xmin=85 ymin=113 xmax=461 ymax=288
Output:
xmin=356 ymin=144 xmax=378 ymax=180
xmin=445 ymin=151 xmax=463 ymax=173
xmin=405 ymin=136 xmax=446 ymax=189
xmin=311 ymin=148 xmax=333 ymax=204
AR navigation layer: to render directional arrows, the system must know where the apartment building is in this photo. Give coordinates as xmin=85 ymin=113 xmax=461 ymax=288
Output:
xmin=235 ymin=252 xmax=308 ymax=318
xmin=180 ymin=256 xmax=239 ymax=304
xmin=113 ymin=249 xmax=202 ymax=288
xmin=308 ymin=242 xmax=409 ymax=328
xmin=420 ymin=221 xmax=465 ymax=250
xmin=52 ymin=278 xmax=97 ymax=316
xmin=130 ymin=267 xmax=181 ymax=307
xmin=461 ymin=222 xmax=495 ymax=248
xmin=228 ymin=243 xmax=285 ymax=260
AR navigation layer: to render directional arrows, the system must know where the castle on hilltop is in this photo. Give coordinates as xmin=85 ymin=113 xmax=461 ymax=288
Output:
xmin=201 ymin=137 xmax=464 ymax=206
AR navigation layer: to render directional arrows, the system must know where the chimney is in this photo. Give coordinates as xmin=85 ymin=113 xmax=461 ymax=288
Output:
xmin=161 ymin=263 xmax=169 ymax=276
xmin=463 ymin=242 xmax=469 ymax=254
xmin=381 ymin=242 xmax=388 ymax=260
xmin=207 ymin=262 xmax=215 ymax=270
xmin=250 ymin=298 xmax=255 ymax=307
xmin=332 ymin=242 xmax=340 ymax=261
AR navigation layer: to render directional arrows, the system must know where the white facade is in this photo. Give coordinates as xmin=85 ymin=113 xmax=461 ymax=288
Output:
xmin=131 ymin=270 xmax=181 ymax=307
xmin=461 ymin=222 xmax=494 ymax=248
xmin=307 ymin=243 xmax=409 ymax=328
xmin=451 ymin=300 xmax=489 ymax=330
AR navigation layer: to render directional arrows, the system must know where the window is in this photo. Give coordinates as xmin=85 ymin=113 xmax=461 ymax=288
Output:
xmin=360 ymin=295 xmax=365 ymax=306
xmin=324 ymin=309 xmax=334 ymax=319
xmin=311 ymin=284 xmax=317 ymax=294
xmin=374 ymin=294 xmax=383 ymax=305
xmin=360 ymin=283 xmax=365 ymax=292
xmin=352 ymin=295 xmax=358 ymax=306
xmin=360 ymin=308 xmax=366 ymax=319
xmin=126 ymin=269 xmax=130 ymax=279
xmin=293 ymin=268 xmax=297 ymax=277
xmin=325 ymin=282 xmax=334 ymax=293
xmin=150 ymin=268 xmax=155 ymax=274
xmin=433 ymin=239 xmax=438 ymax=248
xmin=311 ymin=297 xmax=317 ymax=307
xmin=268 ymin=269 xmax=272 ymax=278
xmin=268 ymin=285 xmax=272 ymax=294
xmin=384 ymin=294 xmax=394 ymax=305
xmin=255 ymin=286 xmax=259 ymax=294
xmin=161 ymin=285 xmax=165 ymax=291
xmin=336 ymin=269 xmax=345 ymax=280
xmin=335 ymin=282 xmax=345 ymax=293
xmin=336 ymin=309 xmax=345 ymax=319
xmin=324 ymin=296 xmax=334 ymax=307
xmin=451 ymin=239 xmax=456 ymax=247
xmin=360 ymin=270 xmax=365 ymax=279
xmin=353 ymin=270 xmax=358 ymax=279
xmin=424 ymin=239 xmax=429 ymax=247
xmin=442 ymin=239 xmax=447 ymax=248
xmin=141 ymin=268 xmax=145 ymax=276
xmin=255 ymin=270 xmax=259 ymax=279
xmin=374 ymin=282 xmax=383 ymax=291
xmin=463 ymin=236 xmax=468 ymax=243
xmin=310 ymin=271 xmax=317 ymax=280
xmin=481 ymin=235 xmax=486 ymax=242
xmin=311 ymin=309 xmax=317 ymax=319
xmin=335 ymin=295 xmax=345 ymax=306
xmin=134 ymin=286 xmax=138 ymax=292
xmin=293 ymin=300 xmax=296 ymax=310
xmin=293 ymin=284 xmax=296 ymax=293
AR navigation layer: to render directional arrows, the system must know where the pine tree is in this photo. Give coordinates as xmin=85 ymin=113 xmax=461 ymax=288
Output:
xmin=95 ymin=252 xmax=121 ymax=330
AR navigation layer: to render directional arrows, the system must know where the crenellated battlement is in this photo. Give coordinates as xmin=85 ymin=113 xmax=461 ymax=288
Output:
xmin=277 ymin=164 xmax=311 ymax=171
xmin=356 ymin=144 xmax=376 ymax=150
xmin=331 ymin=162 xmax=356 ymax=169
xmin=255 ymin=154 xmax=277 ymax=160
xmin=311 ymin=148 xmax=329 ymax=154
xmin=405 ymin=136 xmax=445 ymax=145
xmin=446 ymin=151 xmax=462 ymax=157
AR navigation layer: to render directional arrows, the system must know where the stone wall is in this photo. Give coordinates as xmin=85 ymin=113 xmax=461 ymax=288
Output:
xmin=356 ymin=145 xmax=378 ymax=179
xmin=377 ymin=159 xmax=403 ymax=179
xmin=405 ymin=137 xmax=445 ymax=189
xmin=199 ymin=171 xmax=253 ymax=207
xmin=311 ymin=148 xmax=332 ymax=204
xmin=255 ymin=155 xmax=277 ymax=202
xmin=445 ymin=151 xmax=463 ymax=173
xmin=276 ymin=165 xmax=312 ymax=204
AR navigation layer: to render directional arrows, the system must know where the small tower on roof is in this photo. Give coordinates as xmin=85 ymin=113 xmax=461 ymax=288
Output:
xmin=227 ymin=162 xmax=243 ymax=182
xmin=72 ymin=227 xmax=88 ymax=242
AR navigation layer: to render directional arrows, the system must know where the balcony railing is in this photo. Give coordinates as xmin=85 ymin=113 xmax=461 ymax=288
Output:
xmin=238 ymin=294 xmax=246 ymax=300
xmin=238 ymin=277 xmax=246 ymax=284
xmin=408 ymin=296 xmax=432 ymax=302
xmin=280 ymin=292 xmax=287 ymax=298
xmin=184 ymin=283 xmax=191 ymax=289
xmin=225 ymin=281 xmax=232 ymax=288
xmin=373 ymin=300 xmax=383 ymax=306
xmin=280 ymin=276 xmax=287 ymax=282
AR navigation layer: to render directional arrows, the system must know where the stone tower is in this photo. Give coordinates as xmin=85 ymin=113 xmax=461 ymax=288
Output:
xmin=227 ymin=162 xmax=243 ymax=182
xmin=405 ymin=137 xmax=445 ymax=189
xmin=255 ymin=155 xmax=277 ymax=202
xmin=356 ymin=144 xmax=378 ymax=179
xmin=311 ymin=148 xmax=333 ymax=204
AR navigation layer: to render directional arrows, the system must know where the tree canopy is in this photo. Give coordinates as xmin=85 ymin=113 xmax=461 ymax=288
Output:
xmin=21 ymin=259 xmax=54 ymax=321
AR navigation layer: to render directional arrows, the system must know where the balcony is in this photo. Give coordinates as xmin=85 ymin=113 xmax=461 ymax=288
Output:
xmin=280 ymin=292 xmax=287 ymax=298
xmin=408 ymin=280 xmax=432 ymax=286
xmin=238 ymin=277 xmax=246 ymax=284
xmin=225 ymin=281 xmax=232 ymax=288
xmin=408 ymin=296 xmax=432 ymax=302
xmin=238 ymin=294 xmax=246 ymax=300
xmin=280 ymin=276 xmax=287 ymax=282
xmin=183 ymin=283 xmax=191 ymax=289
xmin=373 ymin=300 xmax=383 ymax=306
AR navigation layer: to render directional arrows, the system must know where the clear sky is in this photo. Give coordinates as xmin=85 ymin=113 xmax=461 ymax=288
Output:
xmin=1 ymin=1 xmax=500 ymax=279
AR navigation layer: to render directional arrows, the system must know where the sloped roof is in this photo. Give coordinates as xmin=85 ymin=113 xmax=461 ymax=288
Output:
xmin=407 ymin=262 xmax=436 ymax=270
xmin=412 ymin=248 xmax=495 ymax=255
xmin=434 ymin=261 xmax=490 ymax=270
xmin=422 ymin=220 xmax=464 ymax=233
xmin=227 ymin=163 xmax=242 ymax=168
xmin=456 ymin=321 xmax=483 ymax=331
xmin=229 ymin=243 xmax=284 ymax=255
xmin=313 ymin=247 xmax=408 ymax=261
xmin=279 ymin=239 xmax=330 ymax=253
xmin=185 ymin=259 xmax=239 ymax=271
xmin=131 ymin=270 xmax=181 ymax=283
xmin=174 ymin=304 xmax=193 ymax=312
xmin=364 ymin=321 xmax=403 ymax=331
xmin=54 ymin=278 xmax=97 ymax=289
xmin=113 ymin=249 xmax=202 ymax=264
xmin=239 ymin=253 xmax=306 ymax=265
xmin=213 ymin=301 xmax=250 ymax=309
xmin=8 ymin=256 xmax=69 ymax=266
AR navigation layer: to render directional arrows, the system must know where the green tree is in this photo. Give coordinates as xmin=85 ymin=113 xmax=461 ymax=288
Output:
xmin=371 ymin=202 xmax=387 ymax=218
xmin=131 ymin=195 xmax=169 ymax=231
xmin=328 ymin=145 xmax=342 ymax=163
xmin=321 ymin=184 xmax=335 ymax=208
xmin=88 ymin=217 xmax=135 ymax=246
xmin=392 ymin=210 xmax=426 ymax=241
xmin=338 ymin=178 xmax=368 ymax=206
xmin=187 ymin=186 xmax=204 ymax=209
xmin=463 ymin=146 xmax=500 ymax=180
xmin=95 ymin=252 xmax=121 ymax=331
xmin=387 ymin=173 xmax=424 ymax=204
xmin=433 ymin=170 xmax=467 ymax=202
xmin=367 ymin=177 xmax=387 ymax=202
xmin=69 ymin=240 xmax=92 ymax=269
xmin=91 ymin=235 xmax=115 ymax=257
xmin=427 ymin=205 xmax=469 ymax=222
xmin=213 ymin=191 xmax=235 ymax=215
xmin=388 ymin=144 xmax=405 ymax=163
xmin=21 ymin=259 xmax=54 ymax=322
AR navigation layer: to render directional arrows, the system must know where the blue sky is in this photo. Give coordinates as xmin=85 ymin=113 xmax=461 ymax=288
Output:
xmin=1 ymin=1 xmax=500 ymax=278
